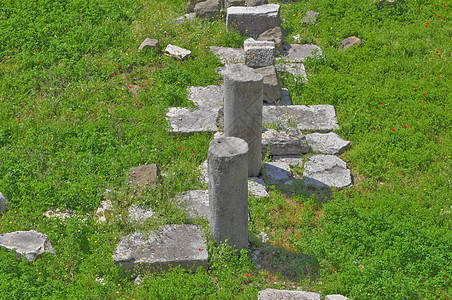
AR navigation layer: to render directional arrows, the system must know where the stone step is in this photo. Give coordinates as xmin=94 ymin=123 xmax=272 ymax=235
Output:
xmin=0 ymin=230 xmax=55 ymax=261
xmin=113 ymin=224 xmax=208 ymax=273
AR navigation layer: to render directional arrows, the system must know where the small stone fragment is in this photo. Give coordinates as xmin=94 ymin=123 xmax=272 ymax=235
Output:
xmin=257 ymin=26 xmax=284 ymax=51
xmin=129 ymin=164 xmax=161 ymax=187
xmin=248 ymin=177 xmax=269 ymax=198
xmin=341 ymin=36 xmax=363 ymax=50
xmin=325 ymin=295 xmax=349 ymax=300
xmin=43 ymin=207 xmax=77 ymax=220
xmin=262 ymin=128 xmax=309 ymax=156
xmin=165 ymin=44 xmax=191 ymax=61
xmin=138 ymin=38 xmax=159 ymax=52
xmin=303 ymin=155 xmax=352 ymax=189
xmin=305 ymin=132 xmax=350 ymax=155
xmin=302 ymin=10 xmax=319 ymax=25
xmin=0 ymin=192 xmax=9 ymax=216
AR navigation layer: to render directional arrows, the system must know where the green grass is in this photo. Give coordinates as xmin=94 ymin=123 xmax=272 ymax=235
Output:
xmin=1 ymin=0 xmax=451 ymax=298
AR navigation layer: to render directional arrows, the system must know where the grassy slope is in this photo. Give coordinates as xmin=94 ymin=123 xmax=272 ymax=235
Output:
xmin=0 ymin=0 xmax=451 ymax=298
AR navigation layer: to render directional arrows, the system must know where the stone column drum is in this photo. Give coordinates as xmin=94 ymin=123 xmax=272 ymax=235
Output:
xmin=208 ymin=136 xmax=249 ymax=250
xmin=223 ymin=64 xmax=263 ymax=177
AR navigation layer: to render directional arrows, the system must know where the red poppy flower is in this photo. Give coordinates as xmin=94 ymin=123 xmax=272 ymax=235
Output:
xmin=381 ymin=103 xmax=384 ymax=105
xmin=103 ymin=19 xmax=106 ymax=22
xmin=416 ymin=7 xmax=419 ymax=10
xmin=441 ymin=17 xmax=445 ymax=20
xmin=440 ymin=76 xmax=443 ymax=78
xmin=422 ymin=100 xmax=426 ymax=103
xmin=193 ymin=151 xmax=196 ymax=155
xmin=129 ymin=86 xmax=132 ymax=89
xmin=110 ymin=74 xmax=114 ymax=77
xmin=198 ymin=248 xmax=202 ymax=251
xmin=34 ymin=50 xmax=37 ymax=52
xmin=179 ymin=147 xmax=183 ymax=150
xmin=413 ymin=88 xmax=416 ymax=90
xmin=3 ymin=57 xmax=6 ymax=60
xmin=443 ymin=3 xmax=446 ymax=7
xmin=446 ymin=277 xmax=448 ymax=279
xmin=436 ymin=51 xmax=440 ymax=54
xmin=79 ymin=92 xmax=81 ymax=94
xmin=404 ymin=126 xmax=407 ymax=128
xmin=18 ymin=118 xmax=21 ymax=121
xmin=424 ymin=93 xmax=427 ymax=96
xmin=245 ymin=274 xmax=250 ymax=277
xmin=426 ymin=23 xmax=429 ymax=27
xmin=392 ymin=128 xmax=396 ymax=132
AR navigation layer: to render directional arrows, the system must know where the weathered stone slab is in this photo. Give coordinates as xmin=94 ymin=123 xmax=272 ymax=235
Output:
xmin=138 ymin=38 xmax=159 ymax=52
xmin=0 ymin=192 xmax=8 ymax=216
xmin=305 ymin=132 xmax=350 ymax=155
xmin=258 ymin=289 xmax=321 ymax=300
xmin=171 ymin=190 xmax=210 ymax=220
xmin=325 ymin=295 xmax=349 ymax=300
xmin=113 ymin=224 xmax=208 ymax=273
xmin=195 ymin=0 xmax=220 ymax=20
xmin=129 ymin=164 xmax=161 ymax=187
xmin=255 ymin=65 xmax=282 ymax=103
xmin=175 ymin=13 xmax=196 ymax=24
xmin=271 ymin=155 xmax=304 ymax=167
xmin=278 ymin=44 xmax=322 ymax=63
xmin=302 ymin=10 xmax=319 ymax=25
xmin=248 ymin=177 xmax=269 ymax=198
xmin=263 ymin=161 xmax=292 ymax=185
xmin=276 ymin=63 xmax=308 ymax=82
xmin=166 ymin=106 xmax=221 ymax=135
xmin=0 ymin=230 xmax=55 ymax=261
xmin=244 ymin=38 xmax=275 ymax=68
xmin=262 ymin=128 xmax=309 ymax=156
xmin=246 ymin=0 xmax=268 ymax=6
xmin=226 ymin=4 xmax=280 ymax=37
xmin=165 ymin=44 xmax=191 ymax=61
xmin=262 ymin=105 xmax=339 ymax=132
xmin=210 ymin=46 xmax=244 ymax=64
xmin=341 ymin=36 xmax=363 ymax=50
xmin=128 ymin=205 xmax=156 ymax=224
xmin=188 ymin=85 xmax=224 ymax=107
xmin=188 ymin=0 xmax=208 ymax=12
xmin=257 ymin=26 xmax=284 ymax=50
xmin=303 ymin=155 xmax=352 ymax=188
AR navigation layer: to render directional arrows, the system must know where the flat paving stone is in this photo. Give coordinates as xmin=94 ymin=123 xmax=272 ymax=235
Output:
xmin=188 ymin=85 xmax=224 ymax=107
xmin=198 ymin=160 xmax=269 ymax=198
xmin=263 ymin=161 xmax=293 ymax=186
xmin=277 ymin=44 xmax=322 ymax=63
xmin=113 ymin=224 xmax=208 ymax=273
xmin=262 ymin=105 xmax=339 ymax=132
xmin=0 ymin=230 xmax=55 ymax=261
xmin=210 ymin=46 xmax=244 ymax=64
xmin=171 ymin=190 xmax=210 ymax=220
xmin=258 ymin=288 xmax=321 ymax=300
xmin=166 ymin=106 xmax=221 ymax=135
xmin=303 ymin=155 xmax=352 ymax=188
xmin=276 ymin=63 xmax=308 ymax=82
xmin=305 ymin=132 xmax=350 ymax=155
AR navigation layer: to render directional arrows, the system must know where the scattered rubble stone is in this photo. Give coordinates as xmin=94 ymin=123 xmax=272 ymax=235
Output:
xmin=0 ymin=230 xmax=55 ymax=261
xmin=43 ymin=207 xmax=77 ymax=220
xmin=248 ymin=177 xmax=269 ymax=198
xmin=129 ymin=164 xmax=161 ymax=187
xmin=195 ymin=0 xmax=221 ymax=20
xmin=165 ymin=44 xmax=191 ymax=60
xmin=325 ymin=295 xmax=349 ymax=300
xmin=258 ymin=289 xmax=321 ymax=300
xmin=257 ymin=26 xmax=285 ymax=51
xmin=303 ymin=155 xmax=352 ymax=188
xmin=95 ymin=200 xmax=114 ymax=223
xmin=278 ymin=44 xmax=322 ymax=62
xmin=276 ymin=63 xmax=308 ymax=82
xmin=188 ymin=0 xmax=208 ymax=12
xmin=128 ymin=205 xmax=156 ymax=224
xmin=305 ymin=132 xmax=350 ymax=155
xmin=0 ymin=192 xmax=8 ymax=216
xmin=302 ymin=10 xmax=319 ymax=25
xmin=138 ymin=38 xmax=159 ymax=52
xmin=341 ymin=36 xmax=363 ymax=50
xmin=175 ymin=13 xmax=196 ymax=24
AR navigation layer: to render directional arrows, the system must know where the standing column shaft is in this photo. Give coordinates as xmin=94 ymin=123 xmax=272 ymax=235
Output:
xmin=223 ymin=64 xmax=263 ymax=177
xmin=208 ymin=136 xmax=249 ymax=250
